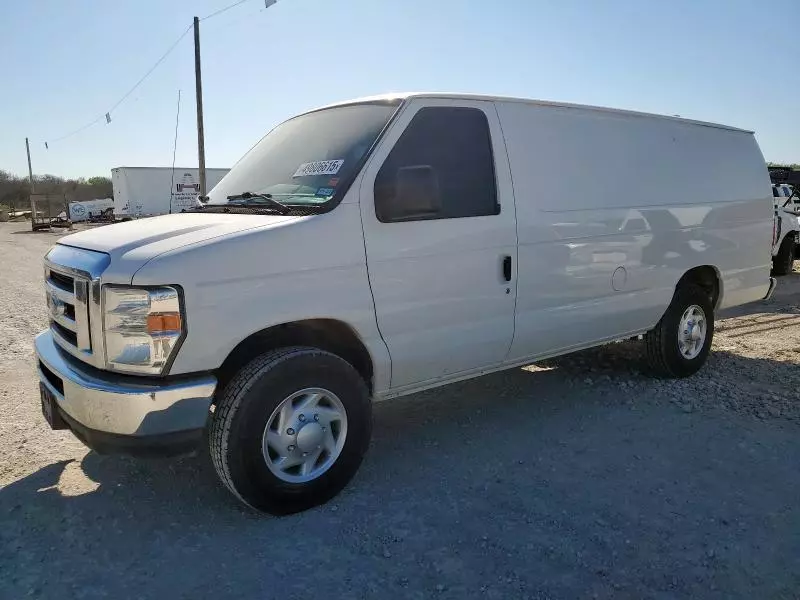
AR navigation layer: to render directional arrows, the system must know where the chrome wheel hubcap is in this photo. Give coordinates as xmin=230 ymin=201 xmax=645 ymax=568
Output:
xmin=261 ymin=387 xmax=347 ymax=483
xmin=678 ymin=304 xmax=707 ymax=360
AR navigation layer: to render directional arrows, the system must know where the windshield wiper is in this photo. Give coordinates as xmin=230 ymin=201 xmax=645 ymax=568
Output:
xmin=268 ymin=193 xmax=319 ymax=197
xmin=226 ymin=192 xmax=290 ymax=214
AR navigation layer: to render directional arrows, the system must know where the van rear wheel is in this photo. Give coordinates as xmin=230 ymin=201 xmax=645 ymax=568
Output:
xmin=645 ymin=283 xmax=714 ymax=377
xmin=209 ymin=347 xmax=372 ymax=515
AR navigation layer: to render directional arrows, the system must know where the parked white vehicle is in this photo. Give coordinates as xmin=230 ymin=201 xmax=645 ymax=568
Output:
xmin=771 ymin=183 xmax=799 ymax=275
xmin=112 ymin=166 xmax=229 ymax=218
xmin=35 ymin=93 xmax=774 ymax=514
xmin=67 ymin=198 xmax=114 ymax=222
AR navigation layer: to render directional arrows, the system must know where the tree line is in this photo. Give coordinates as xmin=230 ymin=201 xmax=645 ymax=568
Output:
xmin=0 ymin=170 xmax=113 ymax=212
xmin=1 ymin=162 xmax=796 ymax=213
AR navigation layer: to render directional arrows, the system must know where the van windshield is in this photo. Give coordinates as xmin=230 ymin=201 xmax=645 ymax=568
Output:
xmin=206 ymin=101 xmax=400 ymax=206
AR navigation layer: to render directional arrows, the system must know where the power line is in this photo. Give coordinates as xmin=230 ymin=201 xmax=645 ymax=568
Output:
xmin=46 ymin=23 xmax=192 ymax=146
xmin=47 ymin=116 xmax=106 ymax=145
xmin=169 ymin=90 xmax=182 ymax=214
xmin=106 ymin=24 xmax=192 ymax=116
xmin=201 ymin=0 xmax=276 ymax=22
xmin=200 ymin=0 xmax=254 ymax=21
xmin=43 ymin=0 xmax=277 ymax=148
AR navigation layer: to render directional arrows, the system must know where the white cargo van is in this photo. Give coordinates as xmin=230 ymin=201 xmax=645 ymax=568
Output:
xmin=35 ymin=93 xmax=774 ymax=514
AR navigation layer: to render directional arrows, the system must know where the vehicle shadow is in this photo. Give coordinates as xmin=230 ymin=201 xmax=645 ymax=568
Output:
xmin=10 ymin=228 xmax=69 ymax=235
xmin=2 ymin=344 xmax=800 ymax=598
xmin=3 ymin=340 xmax=798 ymax=518
xmin=0 ymin=448 xmax=243 ymax=524
xmin=717 ymin=313 xmax=799 ymax=331
xmin=717 ymin=315 xmax=800 ymax=338
xmin=718 ymin=271 xmax=800 ymax=319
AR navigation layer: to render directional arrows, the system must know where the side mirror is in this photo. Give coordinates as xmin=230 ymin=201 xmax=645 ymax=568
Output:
xmin=376 ymin=165 xmax=441 ymax=222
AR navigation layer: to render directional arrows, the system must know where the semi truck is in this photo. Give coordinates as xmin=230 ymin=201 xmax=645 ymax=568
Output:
xmin=111 ymin=167 xmax=229 ymax=218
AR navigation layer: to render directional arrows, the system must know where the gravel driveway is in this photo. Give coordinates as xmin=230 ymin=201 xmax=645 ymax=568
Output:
xmin=1 ymin=221 xmax=799 ymax=599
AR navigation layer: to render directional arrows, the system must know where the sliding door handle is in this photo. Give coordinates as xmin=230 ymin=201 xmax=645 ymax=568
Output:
xmin=502 ymin=255 xmax=512 ymax=282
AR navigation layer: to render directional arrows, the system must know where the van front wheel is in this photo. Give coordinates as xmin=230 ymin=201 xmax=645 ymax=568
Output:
xmin=645 ymin=284 xmax=714 ymax=378
xmin=209 ymin=347 xmax=372 ymax=514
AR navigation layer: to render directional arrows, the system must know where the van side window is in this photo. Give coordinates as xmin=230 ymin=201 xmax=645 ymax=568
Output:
xmin=374 ymin=107 xmax=498 ymax=222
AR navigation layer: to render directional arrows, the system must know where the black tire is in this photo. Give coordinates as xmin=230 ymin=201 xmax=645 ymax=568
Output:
xmin=772 ymin=236 xmax=795 ymax=276
xmin=645 ymin=283 xmax=714 ymax=378
xmin=209 ymin=346 xmax=372 ymax=515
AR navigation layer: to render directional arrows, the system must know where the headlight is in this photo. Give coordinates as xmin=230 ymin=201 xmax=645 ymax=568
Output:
xmin=103 ymin=286 xmax=185 ymax=375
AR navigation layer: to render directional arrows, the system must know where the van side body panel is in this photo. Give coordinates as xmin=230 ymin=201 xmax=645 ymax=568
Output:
xmin=494 ymin=101 xmax=772 ymax=361
xmin=131 ymin=95 xmax=771 ymax=398
xmin=131 ymin=201 xmax=393 ymax=392
xmin=357 ymin=98 xmax=519 ymax=390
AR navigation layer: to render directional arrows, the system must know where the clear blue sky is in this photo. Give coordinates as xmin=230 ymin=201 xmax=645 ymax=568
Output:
xmin=1 ymin=0 xmax=797 ymax=179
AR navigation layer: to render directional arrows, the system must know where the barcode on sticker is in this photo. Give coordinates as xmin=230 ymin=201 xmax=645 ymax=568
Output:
xmin=293 ymin=160 xmax=344 ymax=178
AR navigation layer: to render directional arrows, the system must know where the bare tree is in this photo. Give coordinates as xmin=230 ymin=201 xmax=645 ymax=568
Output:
xmin=0 ymin=171 xmax=113 ymax=211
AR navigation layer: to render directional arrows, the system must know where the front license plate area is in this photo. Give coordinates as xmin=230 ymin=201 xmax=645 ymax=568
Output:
xmin=40 ymin=383 xmax=67 ymax=430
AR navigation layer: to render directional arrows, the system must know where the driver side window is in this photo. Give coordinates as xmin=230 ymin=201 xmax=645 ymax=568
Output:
xmin=374 ymin=106 xmax=499 ymax=222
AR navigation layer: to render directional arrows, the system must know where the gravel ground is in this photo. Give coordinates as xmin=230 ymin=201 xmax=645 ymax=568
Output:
xmin=1 ymin=221 xmax=799 ymax=599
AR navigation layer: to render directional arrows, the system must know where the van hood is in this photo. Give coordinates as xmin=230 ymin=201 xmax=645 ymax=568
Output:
xmin=57 ymin=213 xmax=301 ymax=283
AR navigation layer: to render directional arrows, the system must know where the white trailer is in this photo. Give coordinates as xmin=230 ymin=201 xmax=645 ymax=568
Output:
xmin=111 ymin=167 xmax=229 ymax=218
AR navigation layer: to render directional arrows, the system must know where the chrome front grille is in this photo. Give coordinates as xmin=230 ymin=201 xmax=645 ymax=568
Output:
xmin=45 ymin=266 xmax=90 ymax=351
xmin=44 ymin=244 xmax=111 ymax=369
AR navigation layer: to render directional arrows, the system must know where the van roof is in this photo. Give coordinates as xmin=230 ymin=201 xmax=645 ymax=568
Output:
xmin=315 ymin=92 xmax=753 ymax=134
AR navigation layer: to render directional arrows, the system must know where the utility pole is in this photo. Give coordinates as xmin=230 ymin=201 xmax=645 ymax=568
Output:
xmin=193 ymin=16 xmax=207 ymax=197
xmin=25 ymin=137 xmax=35 ymax=193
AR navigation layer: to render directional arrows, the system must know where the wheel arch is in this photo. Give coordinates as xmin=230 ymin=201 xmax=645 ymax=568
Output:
xmin=217 ymin=319 xmax=375 ymax=395
xmin=676 ymin=265 xmax=722 ymax=310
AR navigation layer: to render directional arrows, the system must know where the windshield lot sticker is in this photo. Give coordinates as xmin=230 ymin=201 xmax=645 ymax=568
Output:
xmin=315 ymin=187 xmax=335 ymax=197
xmin=293 ymin=160 xmax=344 ymax=178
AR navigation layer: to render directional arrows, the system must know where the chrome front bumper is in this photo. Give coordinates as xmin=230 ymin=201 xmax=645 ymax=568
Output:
xmin=35 ymin=330 xmax=217 ymax=441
